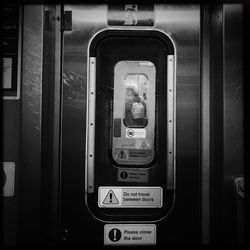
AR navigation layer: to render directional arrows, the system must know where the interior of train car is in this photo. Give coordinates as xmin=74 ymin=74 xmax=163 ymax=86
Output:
xmin=1 ymin=2 xmax=247 ymax=247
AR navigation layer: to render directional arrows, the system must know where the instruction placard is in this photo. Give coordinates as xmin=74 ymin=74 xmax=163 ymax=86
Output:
xmin=126 ymin=128 xmax=146 ymax=138
xmin=98 ymin=187 xmax=162 ymax=208
xmin=117 ymin=168 xmax=149 ymax=183
xmin=104 ymin=224 xmax=156 ymax=245
xmin=115 ymin=148 xmax=152 ymax=162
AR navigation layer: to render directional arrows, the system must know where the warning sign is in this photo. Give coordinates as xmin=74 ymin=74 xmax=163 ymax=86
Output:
xmin=108 ymin=228 xmax=122 ymax=242
xmin=117 ymin=169 xmax=149 ymax=183
xmin=103 ymin=190 xmax=119 ymax=204
xmin=128 ymin=149 xmax=152 ymax=160
xmin=98 ymin=187 xmax=162 ymax=208
xmin=140 ymin=142 xmax=148 ymax=149
xmin=116 ymin=149 xmax=127 ymax=160
xmin=115 ymin=148 xmax=152 ymax=162
xmin=104 ymin=224 xmax=156 ymax=245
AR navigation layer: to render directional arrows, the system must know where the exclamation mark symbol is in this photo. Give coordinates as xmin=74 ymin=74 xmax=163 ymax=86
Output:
xmin=109 ymin=228 xmax=121 ymax=242
xmin=113 ymin=229 xmax=117 ymax=241
xmin=110 ymin=192 xmax=113 ymax=203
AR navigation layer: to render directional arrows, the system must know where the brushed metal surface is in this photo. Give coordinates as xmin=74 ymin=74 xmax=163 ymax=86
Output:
xmin=107 ymin=4 xmax=154 ymax=26
xmin=201 ymin=6 xmax=210 ymax=244
xmin=223 ymin=4 xmax=243 ymax=180
xmin=20 ymin=5 xmax=44 ymax=244
xmin=61 ymin=4 xmax=200 ymax=244
xmin=223 ymin=4 xmax=244 ymax=243
xmin=155 ymin=5 xmax=200 ymax=241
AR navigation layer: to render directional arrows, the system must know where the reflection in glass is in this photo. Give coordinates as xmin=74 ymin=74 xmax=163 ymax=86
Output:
xmin=124 ymin=74 xmax=148 ymax=128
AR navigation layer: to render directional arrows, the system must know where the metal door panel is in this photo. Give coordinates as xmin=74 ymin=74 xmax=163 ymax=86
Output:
xmin=61 ymin=4 xmax=200 ymax=245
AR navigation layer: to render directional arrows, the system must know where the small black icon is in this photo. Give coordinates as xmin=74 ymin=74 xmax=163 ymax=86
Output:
xmin=120 ymin=171 xmax=128 ymax=179
xmin=103 ymin=190 xmax=119 ymax=204
xmin=109 ymin=228 xmax=122 ymax=242
xmin=127 ymin=129 xmax=134 ymax=137
xmin=117 ymin=150 xmax=127 ymax=159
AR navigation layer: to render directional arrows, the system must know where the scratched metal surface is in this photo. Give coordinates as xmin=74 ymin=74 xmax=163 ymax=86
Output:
xmin=61 ymin=6 xmax=108 ymax=245
xmin=223 ymin=4 xmax=243 ymax=179
xmin=154 ymin=5 xmax=200 ymax=243
xmin=19 ymin=5 xmax=44 ymax=244
xmin=61 ymin=4 xmax=200 ymax=244
xmin=223 ymin=4 xmax=244 ymax=243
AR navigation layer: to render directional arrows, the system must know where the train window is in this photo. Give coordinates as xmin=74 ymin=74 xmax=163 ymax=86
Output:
xmin=124 ymin=73 xmax=148 ymax=128
xmin=112 ymin=61 xmax=156 ymax=166
xmin=86 ymin=29 xmax=175 ymax=220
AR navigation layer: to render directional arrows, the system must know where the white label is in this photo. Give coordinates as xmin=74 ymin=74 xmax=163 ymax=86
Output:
xmin=2 ymin=58 xmax=12 ymax=89
xmin=104 ymin=224 xmax=156 ymax=245
xmin=98 ymin=187 xmax=162 ymax=208
xmin=126 ymin=128 xmax=146 ymax=138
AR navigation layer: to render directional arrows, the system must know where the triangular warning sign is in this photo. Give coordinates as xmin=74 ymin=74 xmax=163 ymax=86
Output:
xmin=103 ymin=190 xmax=119 ymax=204
xmin=117 ymin=150 xmax=127 ymax=160
xmin=140 ymin=142 xmax=148 ymax=149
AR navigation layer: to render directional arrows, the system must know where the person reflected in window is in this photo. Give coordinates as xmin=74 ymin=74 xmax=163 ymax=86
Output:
xmin=124 ymin=90 xmax=147 ymax=128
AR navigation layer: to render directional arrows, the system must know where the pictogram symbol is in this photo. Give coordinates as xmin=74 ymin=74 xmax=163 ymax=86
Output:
xmin=102 ymin=190 xmax=119 ymax=204
xmin=117 ymin=149 xmax=127 ymax=159
xmin=109 ymin=228 xmax=122 ymax=242
xmin=120 ymin=171 xmax=128 ymax=179
xmin=140 ymin=142 xmax=148 ymax=149
xmin=127 ymin=129 xmax=134 ymax=137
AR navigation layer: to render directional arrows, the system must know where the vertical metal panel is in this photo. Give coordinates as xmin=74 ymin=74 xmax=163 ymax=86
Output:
xmin=209 ymin=5 xmax=224 ymax=244
xmin=155 ymin=5 xmax=201 ymax=243
xmin=41 ymin=4 xmax=62 ymax=244
xmin=223 ymin=4 xmax=243 ymax=187
xmin=60 ymin=5 xmax=108 ymax=243
xmin=61 ymin=4 xmax=200 ymax=244
xmin=200 ymin=5 xmax=210 ymax=244
xmin=2 ymin=5 xmax=22 ymax=245
xmin=223 ymin=4 xmax=244 ymax=243
xmin=19 ymin=5 xmax=43 ymax=245
xmin=2 ymin=101 xmax=20 ymax=245
xmin=53 ymin=6 xmax=62 ymax=243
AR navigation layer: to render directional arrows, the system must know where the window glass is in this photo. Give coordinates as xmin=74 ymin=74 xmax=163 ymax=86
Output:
xmin=124 ymin=74 xmax=148 ymax=128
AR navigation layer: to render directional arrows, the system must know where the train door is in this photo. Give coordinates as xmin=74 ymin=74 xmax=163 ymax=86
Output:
xmin=60 ymin=4 xmax=200 ymax=246
xmin=86 ymin=29 xmax=175 ymax=223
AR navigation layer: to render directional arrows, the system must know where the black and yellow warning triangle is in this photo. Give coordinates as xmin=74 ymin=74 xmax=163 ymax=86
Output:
xmin=102 ymin=190 xmax=119 ymax=204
